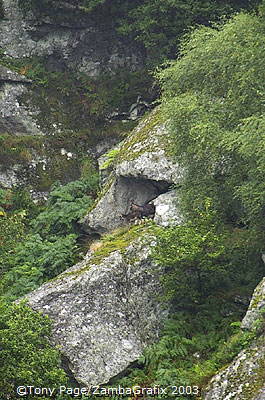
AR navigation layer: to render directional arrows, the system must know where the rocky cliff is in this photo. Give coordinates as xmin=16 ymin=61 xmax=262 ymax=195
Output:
xmin=0 ymin=0 xmax=149 ymax=191
xmin=2 ymin=1 xmax=265 ymax=395
xmin=0 ymin=0 xmax=144 ymax=76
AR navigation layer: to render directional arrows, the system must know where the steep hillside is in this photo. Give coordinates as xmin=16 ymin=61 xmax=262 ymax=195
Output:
xmin=1 ymin=1 xmax=265 ymax=399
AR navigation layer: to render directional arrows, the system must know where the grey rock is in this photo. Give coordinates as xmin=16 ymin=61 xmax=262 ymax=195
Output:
xmin=241 ymin=277 xmax=265 ymax=331
xmin=0 ymin=83 xmax=42 ymax=135
xmin=26 ymin=236 xmax=165 ymax=386
xmin=153 ymin=191 xmax=183 ymax=227
xmin=82 ymin=111 xmax=183 ymax=234
xmin=83 ymin=176 xmax=162 ymax=234
xmin=0 ymin=65 xmax=32 ymax=83
xmin=115 ymin=121 xmax=182 ymax=184
xmin=0 ymin=0 xmax=145 ymax=76
xmin=0 ymin=166 xmax=19 ymax=187
xmin=128 ymin=96 xmax=150 ymax=120
xmin=203 ymin=336 xmax=265 ymax=400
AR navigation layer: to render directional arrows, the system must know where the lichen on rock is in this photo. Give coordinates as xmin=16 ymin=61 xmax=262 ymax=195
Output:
xmin=203 ymin=336 xmax=265 ymax=400
xmin=25 ymin=228 xmax=166 ymax=386
xmin=82 ymin=109 xmax=183 ymax=234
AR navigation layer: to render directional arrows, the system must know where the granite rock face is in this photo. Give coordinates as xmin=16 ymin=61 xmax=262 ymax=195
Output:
xmin=26 ymin=235 xmax=165 ymax=386
xmin=82 ymin=111 xmax=183 ymax=234
xmin=0 ymin=0 xmax=145 ymax=76
xmin=153 ymin=191 xmax=183 ymax=227
xmin=0 ymin=66 xmax=41 ymax=135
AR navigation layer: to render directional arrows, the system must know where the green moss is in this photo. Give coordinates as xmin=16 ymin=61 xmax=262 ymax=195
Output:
xmin=59 ymin=221 xmax=155 ymax=279
xmin=116 ymin=108 xmax=169 ymax=163
xmin=228 ymin=336 xmax=265 ymax=400
xmin=90 ymin=223 xmax=153 ymax=264
xmin=100 ymin=148 xmax=121 ymax=171
xmin=0 ymin=135 xmax=44 ymax=168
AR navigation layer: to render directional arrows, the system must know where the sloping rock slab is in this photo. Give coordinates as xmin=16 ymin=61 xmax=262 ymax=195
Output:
xmin=203 ymin=336 xmax=265 ymax=400
xmin=25 ymin=237 xmax=164 ymax=385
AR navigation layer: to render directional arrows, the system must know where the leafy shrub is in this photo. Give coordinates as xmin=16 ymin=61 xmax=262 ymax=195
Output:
xmin=0 ymin=300 xmax=68 ymax=399
xmin=0 ymin=234 xmax=77 ymax=301
xmin=153 ymin=203 xmax=228 ymax=304
xmin=0 ymin=212 xmax=26 ymax=264
xmin=158 ymin=12 xmax=265 ymax=228
xmin=31 ymin=174 xmax=98 ymax=236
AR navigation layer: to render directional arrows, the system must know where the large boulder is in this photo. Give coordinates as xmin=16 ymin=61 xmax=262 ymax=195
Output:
xmin=25 ymin=230 xmax=165 ymax=386
xmin=82 ymin=110 xmax=183 ymax=234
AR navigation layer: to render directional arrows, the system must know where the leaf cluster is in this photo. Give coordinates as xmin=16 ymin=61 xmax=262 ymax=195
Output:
xmin=0 ymin=301 xmax=68 ymax=399
xmin=158 ymin=12 xmax=265 ymax=227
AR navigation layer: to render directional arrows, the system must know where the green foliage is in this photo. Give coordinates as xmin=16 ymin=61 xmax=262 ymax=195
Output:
xmin=100 ymin=148 xmax=120 ymax=170
xmin=0 ymin=234 xmax=77 ymax=300
xmin=117 ymin=0 xmax=259 ymax=62
xmin=0 ymin=172 xmax=99 ymax=302
xmin=109 ymin=311 xmax=253 ymax=399
xmin=0 ymin=300 xmax=67 ymax=399
xmin=0 ymin=135 xmax=44 ymax=168
xmin=0 ymin=211 xmax=26 ymax=262
xmin=154 ymin=202 xmax=228 ymax=303
xmin=158 ymin=12 xmax=265 ymax=227
xmin=130 ymin=10 xmax=265 ymax=396
xmin=31 ymin=174 xmax=98 ymax=236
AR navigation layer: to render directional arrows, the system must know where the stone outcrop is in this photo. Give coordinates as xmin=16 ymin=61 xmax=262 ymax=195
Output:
xmin=0 ymin=0 xmax=145 ymax=76
xmin=203 ymin=277 xmax=265 ymax=400
xmin=0 ymin=65 xmax=31 ymax=83
xmin=82 ymin=110 xmax=183 ymax=234
xmin=153 ymin=190 xmax=183 ymax=227
xmin=0 ymin=66 xmax=41 ymax=135
xmin=0 ymin=165 xmax=20 ymax=188
xmin=25 ymin=232 xmax=165 ymax=386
